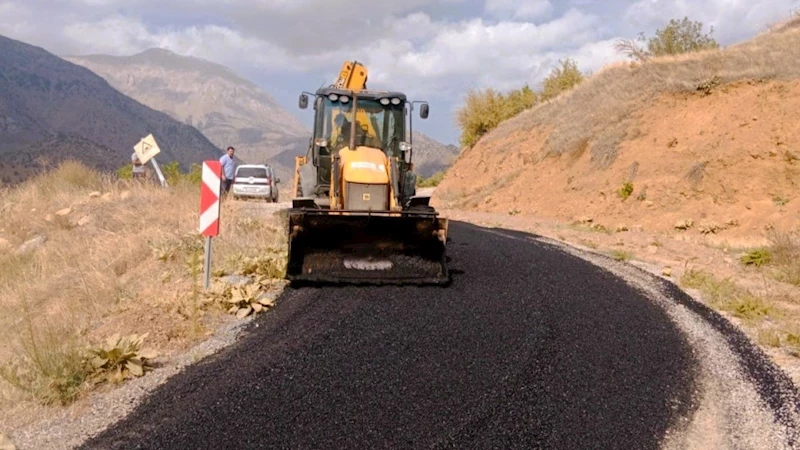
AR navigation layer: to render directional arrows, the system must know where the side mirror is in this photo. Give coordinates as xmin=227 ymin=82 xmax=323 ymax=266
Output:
xmin=299 ymin=93 xmax=309 ymax=109
xmin=419 ymin=103 xmax=429 ymax=119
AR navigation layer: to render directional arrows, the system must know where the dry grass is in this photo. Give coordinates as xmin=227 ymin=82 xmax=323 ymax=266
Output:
xmin=483 ymin=17 xmax=800 ymax=167
xmin=0 ymin=161 xmax=285 ymax=416
xmin=767 ymin=231 xmax=800 ymax=286
xmin=680 ymin=268 xmax=773 ymax=322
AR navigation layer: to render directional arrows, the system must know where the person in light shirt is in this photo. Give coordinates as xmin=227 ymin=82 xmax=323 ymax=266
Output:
xmin=131 ymin=152 xmax=146 ymax=180
xmin=219 ymin=146 xmax=236 ymax=195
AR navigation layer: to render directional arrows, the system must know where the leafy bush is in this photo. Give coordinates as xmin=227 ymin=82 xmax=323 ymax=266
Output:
xmin=417 ymin=171 xmax=445 ymax=187
xmin=161 ymin=161 xmax=201 ymax=186
xmin=86 ymin=333 xmax=157 ymax=385
xmin=617 ymin=181 xmax=634 ymax=200
xmin=456 ymin=85 xmax=537 ymax=148
xmin=648 ymin=17 xmax=719 ymax=57
xmin=541 ymin=58 xmax=585 ymax=101
xmin=117 ymin=164 xmax=132 ymax=180
xmin=616 ymin=17 xmax=719 ymax=62
xmin=203 ymin=276 xmax=278 ymax=319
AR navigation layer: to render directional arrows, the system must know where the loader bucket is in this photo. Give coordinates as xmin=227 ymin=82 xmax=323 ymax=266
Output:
xmin=286 ymin=209 xmax=449 ymax=285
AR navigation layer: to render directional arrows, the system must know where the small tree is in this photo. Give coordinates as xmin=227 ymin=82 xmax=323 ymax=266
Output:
xmin=455 ymin=85 xmax=537 ymax=148
xmin=541 ymin=58 xmax=584 ymax=101
xmin=616 ymin=17 xmax=719 ymax=62
xmin=648 ymin=17 xmax=719 ymax=56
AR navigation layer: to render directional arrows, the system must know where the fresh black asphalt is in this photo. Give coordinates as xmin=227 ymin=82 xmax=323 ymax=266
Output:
xmin=79 ymin=221 xmax=701 ymax=449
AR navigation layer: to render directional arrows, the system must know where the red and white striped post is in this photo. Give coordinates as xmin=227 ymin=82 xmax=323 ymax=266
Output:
xmin=199 ymin=161 xmax=222 ymax=289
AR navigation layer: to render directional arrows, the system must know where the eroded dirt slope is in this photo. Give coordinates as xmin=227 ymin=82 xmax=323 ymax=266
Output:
xmin=434 ymin=79 xmax=800 ymax=245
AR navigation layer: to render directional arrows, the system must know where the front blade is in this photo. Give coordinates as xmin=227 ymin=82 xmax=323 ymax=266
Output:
xmin=286 ymin=209 xmax=449 ymax=285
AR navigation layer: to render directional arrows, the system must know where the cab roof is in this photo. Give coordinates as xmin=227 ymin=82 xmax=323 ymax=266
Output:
xmin=314 ymin=86 xmax=408 ymax=101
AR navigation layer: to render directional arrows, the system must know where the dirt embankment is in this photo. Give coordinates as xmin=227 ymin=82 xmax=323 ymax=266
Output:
xmin=434 ymin=78 xmax=800 ymax=245
xmin=433 ymin=18 xmax=800 ymax=245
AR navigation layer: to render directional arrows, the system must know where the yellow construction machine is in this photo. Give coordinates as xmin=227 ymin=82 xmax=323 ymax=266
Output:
xmin=286 ymin=61 xmax=449 ymax=285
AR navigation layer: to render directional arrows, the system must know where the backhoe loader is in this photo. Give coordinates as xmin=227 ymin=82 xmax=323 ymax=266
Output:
xmin=286 ymin=61 xmax=449 ymax=285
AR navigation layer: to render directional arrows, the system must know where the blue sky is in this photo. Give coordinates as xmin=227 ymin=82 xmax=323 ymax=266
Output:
xmin=2 ymin=0 xmax=799 ymax=145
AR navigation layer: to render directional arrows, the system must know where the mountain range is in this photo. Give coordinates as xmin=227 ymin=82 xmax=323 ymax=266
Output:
xmin=65 ymin=49 xmax=309 ymax=172
xmin=66 ymin=48 xmax=460 ymax=179
xmin=0 ymin=34 xmax=459 ymax=186
xmin=0 ymin=35 xmax=223 ymax=185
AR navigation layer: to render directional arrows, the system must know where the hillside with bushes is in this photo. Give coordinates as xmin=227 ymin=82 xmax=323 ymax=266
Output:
xmin=433 ymin=16 xmax=800 ymax=242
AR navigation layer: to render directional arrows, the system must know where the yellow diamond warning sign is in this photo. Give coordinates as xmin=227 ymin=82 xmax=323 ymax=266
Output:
xmin=134 ymin=134 xmax=161 ymax=164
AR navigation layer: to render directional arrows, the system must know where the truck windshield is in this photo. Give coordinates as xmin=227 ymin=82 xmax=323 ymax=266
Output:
xmin=316 ymin=96 xmax=404 ymax=155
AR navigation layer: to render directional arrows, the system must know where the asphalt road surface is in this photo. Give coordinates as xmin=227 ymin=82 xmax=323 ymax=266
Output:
xmin=78 ymin=222 xmax=799 ymax=449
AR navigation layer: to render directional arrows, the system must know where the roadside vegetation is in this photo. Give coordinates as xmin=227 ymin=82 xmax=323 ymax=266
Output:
xmin=680 ymin=231 xmax=800 ymax=351
xmin=416 ymin=171 xmax=445 ymax=188
xmin=0 ymin=161 xmax=286 ymax=424
xmin=452 ymin=15 xmax=793 ymax=167
xmin=116 ymin=161 xmax=202 ymax=186
xmin=455 ymin=58 xmax=585 ymax=148
xmin=614 ymin=16 xmax=719 ymax=62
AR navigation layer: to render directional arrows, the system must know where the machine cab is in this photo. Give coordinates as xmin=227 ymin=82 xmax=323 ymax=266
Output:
xmin=299 ymin=88 xmax=428 ymax=195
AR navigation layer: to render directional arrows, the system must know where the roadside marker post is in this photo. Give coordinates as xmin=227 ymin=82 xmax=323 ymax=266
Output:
xmin=199 ymin=160 xmax=222 ymax=290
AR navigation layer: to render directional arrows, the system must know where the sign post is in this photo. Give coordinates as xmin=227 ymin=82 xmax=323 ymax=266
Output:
xmin=133 ymin=133 xmax=167 ymax=187
xmin=199 ymin=161 xmax=222 ymax=289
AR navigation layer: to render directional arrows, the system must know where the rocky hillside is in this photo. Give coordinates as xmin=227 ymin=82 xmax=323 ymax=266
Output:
xmin=433 ymin=18 xmax=800 ymax=243
xmin=0 ymin=35 xmax=223 ymax=185
xmin=65 ymin=49 xmax=309 ymax=168
xmin=410 ymin=132 xmax=460 ymax=177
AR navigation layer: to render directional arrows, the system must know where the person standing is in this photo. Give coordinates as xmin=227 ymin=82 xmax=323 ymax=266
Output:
xmin=220 ymin=146 xmax=236 ymax=195
xmin=132 ymin=152 xmax=146 ymax=180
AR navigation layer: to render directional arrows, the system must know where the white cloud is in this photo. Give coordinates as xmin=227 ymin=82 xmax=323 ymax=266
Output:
xmin=484 ymin=0 xmax=553 ymax=21
xmin=2 ymin=0 xmax=799 ymax=143
xmin=624 ymin=0 xmax=800 ymax=43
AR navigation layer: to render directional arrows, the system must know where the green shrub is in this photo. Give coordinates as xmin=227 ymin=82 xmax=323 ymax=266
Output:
xmin=416 ymin=171 xmax=445 ymax=187
xmin=610 ymin=250 xmax=633 ymax=261
xmin=541 ymin=58 xmax=585 ymax=101
xmin=648 ymin=17 xmax=719 ymax=57
xmin=117 ymin=164 xmax=132 ymax=180
xmin=740 ymin=248 xmax=772 ymax=267
xmin=456 ymin=85 xmax=537 ymax=148
xmin=616 ymin=17 xmax=719 ymax=62
xmin=617 ymin=181 xmax=634 ymax=200
xmin=158 ymin=161 xmax=202 ymax=186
